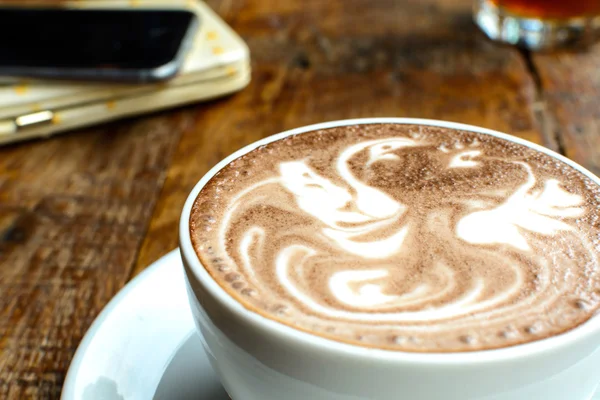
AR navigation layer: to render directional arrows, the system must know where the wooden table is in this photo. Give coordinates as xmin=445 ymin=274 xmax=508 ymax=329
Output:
xmin=1 ymin=0 xmax=599 ymax=398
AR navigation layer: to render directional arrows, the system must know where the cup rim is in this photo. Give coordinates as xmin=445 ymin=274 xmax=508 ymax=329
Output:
xmin=179 ymin=117 xmax=600 ymax=365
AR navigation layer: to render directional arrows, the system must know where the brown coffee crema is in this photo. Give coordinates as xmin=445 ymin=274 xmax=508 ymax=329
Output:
xmin=190 ymin=124 xmax=600 ymax=352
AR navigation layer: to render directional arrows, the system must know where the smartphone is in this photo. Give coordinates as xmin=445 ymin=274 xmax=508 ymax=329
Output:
xmin=0 ymin=7 xmax=199 ymax=83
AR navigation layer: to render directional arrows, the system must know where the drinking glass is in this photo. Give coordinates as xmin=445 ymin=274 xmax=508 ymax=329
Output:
xmin=474 ymin=0 xmax=600 ymax=50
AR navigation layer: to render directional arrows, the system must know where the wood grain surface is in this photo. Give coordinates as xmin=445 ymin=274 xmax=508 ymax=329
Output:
xmin=0 ymin=0 xmax=598 ymax=398
xmin=532 ymin=47 xmax=600 ymax=176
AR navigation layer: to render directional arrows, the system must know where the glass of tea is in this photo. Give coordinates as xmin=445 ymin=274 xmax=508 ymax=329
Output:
xmin=474 ymin=0 xmax=600 ymax=50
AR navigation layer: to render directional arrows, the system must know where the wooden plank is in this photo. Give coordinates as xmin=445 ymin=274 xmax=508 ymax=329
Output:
xmin=0 ymin=0 xmax=555 ymax=397
xmin=134 ymin=0 xmax=545 ymax=274
xmin=532 ymin=45 xmax=600 ymax=176
xmin=0 ymin=111 xmax=195 ymax=399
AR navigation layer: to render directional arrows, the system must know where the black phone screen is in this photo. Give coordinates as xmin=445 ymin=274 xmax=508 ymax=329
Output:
xmin=0 ymin=8 xmax=196 ymax=71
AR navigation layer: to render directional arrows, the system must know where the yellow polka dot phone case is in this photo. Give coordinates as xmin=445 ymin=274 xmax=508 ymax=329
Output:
xmin=0 ymin=0 xmax=250 ymax=145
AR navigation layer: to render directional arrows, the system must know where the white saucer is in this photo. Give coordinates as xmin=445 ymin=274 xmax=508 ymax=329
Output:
xmin=62 ymin=249 xmax=600 ymax=400
xmin=61 ymin=250 xmax=229 ymax=400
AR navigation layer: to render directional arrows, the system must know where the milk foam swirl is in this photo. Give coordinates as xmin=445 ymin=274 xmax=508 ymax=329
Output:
xmin=191 ymin=124 xmax=600 ymax=352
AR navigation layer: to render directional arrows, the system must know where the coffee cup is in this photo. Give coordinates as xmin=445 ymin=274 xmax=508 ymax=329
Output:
xmin=179 ymin=118 xmax=600 ymax=400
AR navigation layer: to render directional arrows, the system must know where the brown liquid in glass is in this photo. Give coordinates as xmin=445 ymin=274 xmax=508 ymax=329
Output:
xmin=492 ymin=0 xmax=600 ymax=19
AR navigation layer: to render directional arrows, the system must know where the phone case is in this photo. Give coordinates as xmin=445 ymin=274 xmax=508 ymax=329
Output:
xmin=0 ymin=0 xmax=250 ymax=146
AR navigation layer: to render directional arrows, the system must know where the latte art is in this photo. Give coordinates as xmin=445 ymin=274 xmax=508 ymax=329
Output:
xmin=191 ymin=124 xmax=600 ymax=352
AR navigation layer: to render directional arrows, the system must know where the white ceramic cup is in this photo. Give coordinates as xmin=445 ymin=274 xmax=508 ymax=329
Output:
xmin=179 ymin=118 xmax=600 ymax=400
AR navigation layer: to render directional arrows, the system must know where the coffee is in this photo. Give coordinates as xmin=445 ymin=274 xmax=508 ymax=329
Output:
xmin=190 ymin=123 xmax=600 ymax=352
